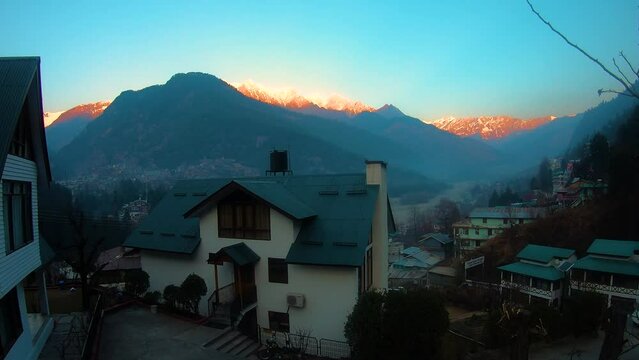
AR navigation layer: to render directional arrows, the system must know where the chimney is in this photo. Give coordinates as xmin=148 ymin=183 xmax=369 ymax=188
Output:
xmin=365 ymin=160 xmax=389 ymax=289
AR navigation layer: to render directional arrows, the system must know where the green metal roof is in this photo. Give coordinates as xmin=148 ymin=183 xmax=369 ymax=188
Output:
xmin=0 ymin=57 xmax=52 ymax=183
xmin=126 ymin=173 xmax=384 ymax=267
xmin=516 ymin=244 xmax=575 ymax=263
xmin=572 ymin=255 xmax=639 ymax=277
xmin=124 ymin=179 xmax=226 ymax=253
xmin=185 ymin=180 xmax=316 ymax=220
xmin=215 ymin=243 xmax=260 ymax=266
xmin=498 ymin=261 xmax=565 ymax=281
xmin=587 ymin=239 xmax=639 ymax=258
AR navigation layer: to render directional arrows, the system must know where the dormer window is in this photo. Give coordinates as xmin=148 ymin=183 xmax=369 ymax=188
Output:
xmin=9 ymin=104 xmax=33 ymax=160
xmin=218 ymin=191 xmax=270 ymax=240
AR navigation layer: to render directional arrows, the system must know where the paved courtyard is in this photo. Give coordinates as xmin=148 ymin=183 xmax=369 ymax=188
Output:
xmin=99 ymin=306 xmax=238 ymax=360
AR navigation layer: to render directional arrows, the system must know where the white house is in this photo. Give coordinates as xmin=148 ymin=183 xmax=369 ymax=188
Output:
xmin=0 ymin=57 xmax=54 ymax=360
xmin=125 ymin=160 xmax=393 ymax=342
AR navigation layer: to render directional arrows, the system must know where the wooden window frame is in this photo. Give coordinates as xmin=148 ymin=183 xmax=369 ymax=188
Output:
xmin=268 ymin=258 xmax=288 ymax=284
xmin=217 ymin=192 xmax=270 ymax=240
xmin=9 ymin=104 xmax=33 ymax=160
xmin=3 ymin=180 xmax=33 ymax=254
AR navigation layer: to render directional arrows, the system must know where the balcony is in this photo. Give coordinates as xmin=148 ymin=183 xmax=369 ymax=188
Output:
xmin=500 ymin=280 xmax=560 ymax=299
xmin=569 ymin=280 xmax=639 ymax=298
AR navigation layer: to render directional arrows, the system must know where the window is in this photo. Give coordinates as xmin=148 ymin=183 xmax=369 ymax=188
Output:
xmin=475 ymin=240 xmax=481 ymax=247
xmin=218 ymin=191 xmax=270 ymax=240
xmin=482 ymin=218 xmax=487 ymax=224
xmin=474 ymin=229 xmax=479 ymax=235
xmin=9 ymin=104 xmax=33 ymax=159
xmin=488 ymin=229 xmax=493 ymax=236
xmin=518 ymin=219 xmax=524 ymax=224
xmin=502 ymin=219 xmax=508 ymax=224
xmin=0 ymin=288 xmax=23 ymax=357
xmin=268 ymin=311 xmax=289 ymax=332
xmin=3 ymin=181 xmax=33 ymax=253
xmin=268 ymin=258 xmax=288 ymax=284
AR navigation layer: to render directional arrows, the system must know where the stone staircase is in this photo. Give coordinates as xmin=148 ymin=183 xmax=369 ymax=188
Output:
xmin=202 ymin=326 xmax=261 ymax=358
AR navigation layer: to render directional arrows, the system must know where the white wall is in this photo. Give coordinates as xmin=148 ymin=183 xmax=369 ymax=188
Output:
xmin=0 ymin=155 xmax=42 ymax=298
xmin=141 ymin=205 xmax=359 ymax=340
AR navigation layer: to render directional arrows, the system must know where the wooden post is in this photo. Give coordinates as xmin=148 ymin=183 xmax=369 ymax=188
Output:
xmin=214 ymin=263 xmax=219 ymax=304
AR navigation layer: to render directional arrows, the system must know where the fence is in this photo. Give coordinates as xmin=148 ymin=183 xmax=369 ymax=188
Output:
xmin=80 ymin=293 xmax=104 ymax=360
xmin=259 ymin=327 xmax=351 ymax=359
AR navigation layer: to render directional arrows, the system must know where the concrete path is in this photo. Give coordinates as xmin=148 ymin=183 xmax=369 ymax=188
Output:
xmin=99 ymin=306 xmax=238 ymax=360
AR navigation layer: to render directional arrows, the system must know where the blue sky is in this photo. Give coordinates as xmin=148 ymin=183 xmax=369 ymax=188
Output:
xmin=1 ymin=0 xmax=637 ymax=120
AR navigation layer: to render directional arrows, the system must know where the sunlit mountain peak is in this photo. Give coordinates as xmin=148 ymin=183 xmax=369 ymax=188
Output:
xmin=233 ymin=80 xmax=374 ymax=115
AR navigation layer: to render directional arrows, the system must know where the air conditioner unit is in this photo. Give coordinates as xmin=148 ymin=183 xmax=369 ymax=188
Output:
xmin=286 ymin=293 xmax=305 ymax=308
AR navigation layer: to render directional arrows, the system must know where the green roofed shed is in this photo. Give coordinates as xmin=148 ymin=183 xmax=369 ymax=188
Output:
xmin=572 ymin=255 xmax=639 ymax=277
xmin=498 ymin=262 xmax=564 ymax=281
xmin=516 ymin=244 xmax=575 ymax=263
xmin=587 ymin=239 xmax=639 ymax=258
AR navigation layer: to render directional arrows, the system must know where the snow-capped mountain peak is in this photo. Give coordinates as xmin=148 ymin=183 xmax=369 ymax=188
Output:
xmin=233 ymin=80 xmax=374 ymax=115
xmin=426 ymin=115 xmax=558 ymax=140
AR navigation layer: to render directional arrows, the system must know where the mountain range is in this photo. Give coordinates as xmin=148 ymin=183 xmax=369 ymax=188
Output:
xmin=428 ymin=115 xmax=559 ymax=140
xmin=45 ymin=101 xmax=110 ymax=152
xmin=47 ymin=72 xmax=638 ymax=200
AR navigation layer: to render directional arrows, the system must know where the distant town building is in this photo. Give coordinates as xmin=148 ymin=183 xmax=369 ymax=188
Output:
xmin=453 ymin=207 xmax=546 ymax=256
xmin=389 ymin=246 xmax=444 ymax=288
xmin=118 ymin=197 xmax=150 ymax=223
xmin=569 ymin=239 xmax=639 ymax=307
xmin=499 ymin=244 xmax=576 ymax=306
xmin=418 ymin=232 xmax=453 ymax=258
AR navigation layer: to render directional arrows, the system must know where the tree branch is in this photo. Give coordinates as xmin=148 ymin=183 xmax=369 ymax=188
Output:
xmin=613 ymin=58 xmax=634 ymax=86
xmin=598 ymin=89 xmax=636 ymax=97
xmin=619 ymin=51 xmax=639 ymax=78
xmin=526 ymin=0 xmax=639 ymax=99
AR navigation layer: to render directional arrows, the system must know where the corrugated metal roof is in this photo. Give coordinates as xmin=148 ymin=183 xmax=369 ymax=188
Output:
xmin=234 ymin=180 xmax=316 ymax=219
xmin=469 ymin=207 xmax=546 ymax=219
xmin=216 ymin=243 xmax=260 ymax=266
xmin=498 ymin=261 xmax=564 ymax=281
xmin=124 ymin=179 xmax=223 ymax=254
xmin=572 ymin=255 xmax=639 ymax=277
xmin=516 ymin=244 xmax=575 ymax=263
xmin=0 ymin=57 xmax=38 ymax=171
xmin=587 ymin=239 xmax=639 ymax=258
xmin=419 ymin=232 xmax=452 ymax=244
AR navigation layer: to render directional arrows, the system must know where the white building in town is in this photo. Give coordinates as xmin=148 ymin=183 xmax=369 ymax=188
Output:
xmin=0 ymin=57 xmax=54 ymax=360
xmin=125 ymin=160 xmax=393 ymax=342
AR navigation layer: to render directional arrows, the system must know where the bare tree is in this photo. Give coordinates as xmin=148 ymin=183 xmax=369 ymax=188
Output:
xmin=527 ymin=0 xmax=639 ymax=100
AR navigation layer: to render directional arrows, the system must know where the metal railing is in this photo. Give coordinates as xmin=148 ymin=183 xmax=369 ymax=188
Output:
xmin=259 ymin=327 xmax=351 ymax=359
xmin=207 ymin=282 xmax=235 ymax=316
xmin=80 ymin=293 xmax=104 ymax=360
xmin=570 ymin=280 xmax=639 ymax=297
xmin=500 ymin=280 xmax=554 ymax=298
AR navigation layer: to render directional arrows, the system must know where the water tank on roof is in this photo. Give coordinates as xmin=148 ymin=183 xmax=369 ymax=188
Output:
xmin=267 ymin=150 xmax=292 ymax=175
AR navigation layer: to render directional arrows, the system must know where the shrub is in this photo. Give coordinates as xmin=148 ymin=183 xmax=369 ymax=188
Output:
xmin=123 ymin=269 xmax=150 ymax=296
xmin=345 ymin=289 xmax=449 ymax=360
xmin=180 ymin=273 xmax=207 ymax=314
xmin=163 ymin=285 xmax=180 ymax=308
xmin=564 ymin=291 xmax=606 ymax=337
xmin=143 ymin=290 xmax=161 ymax=305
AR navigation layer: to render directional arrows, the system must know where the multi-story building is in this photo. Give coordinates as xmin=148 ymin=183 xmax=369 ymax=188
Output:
xmin=498 ymin=244 xmax=576 ymax=306
xmin=453 ymin=207 xmax=546 ymax=256
xmin=1 ymin=57 xmax=54 ymax=360
xmin=124 ymin=160 xmax=393 ymax=342
xmin=569 ymin=239 xmax=639 ymax=307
